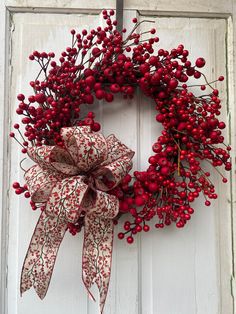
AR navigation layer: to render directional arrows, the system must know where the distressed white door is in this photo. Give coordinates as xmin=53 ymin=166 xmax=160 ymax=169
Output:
xmin=1 ymin=1 xmax=235 ymax=314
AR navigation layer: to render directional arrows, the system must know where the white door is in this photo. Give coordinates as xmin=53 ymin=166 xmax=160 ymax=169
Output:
xmin=1 ymin=1 xmax=235 ymax=314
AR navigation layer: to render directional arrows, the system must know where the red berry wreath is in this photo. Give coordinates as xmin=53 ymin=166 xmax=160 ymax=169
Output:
xmin=10 ymin=10 xmax=231 ymax=312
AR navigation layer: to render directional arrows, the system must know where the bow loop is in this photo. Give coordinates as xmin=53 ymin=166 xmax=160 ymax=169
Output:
xmin=103 ymin=134 xmax=134 ymax=165
xmin=91 ymin=134 xmax=134 ymax=192
xmin=27 ymin=145 xmax=76 ymax=173
xmin=61 ymin=126 xmax=108 ymax=172
xmin=94 ymin=156 xmax=133 ymax=191
xmin=24 ymin=165 xmax=62 ymax=203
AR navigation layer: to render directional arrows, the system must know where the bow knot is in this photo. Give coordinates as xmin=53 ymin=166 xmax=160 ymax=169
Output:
xmin=20 ymin=126 xmax=134 ymax=313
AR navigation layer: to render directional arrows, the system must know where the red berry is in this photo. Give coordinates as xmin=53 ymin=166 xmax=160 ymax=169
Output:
xmin=218 ymin=122 xmax=225 ymax=129
xmin=28 ymin=95 xmax=35 ymax=102
xmin=195 ymin=57 xmax=205 ymax=68
xmin=136 ymin=225 xmax=142 ymax=232
xmin=152 ymin=143 xmax=162 ymax=153
xmin=160 ymin=166 xmax=170 ymax=176
xmin=85 ymin=75 xmax=95 ymax=87
xmin=12 ymin=182 xmax=20 ymax=189
xmin=15 ymin=188 xmax=23 ymax=195
xmin=92 ymin=47 xmax=101 ymax=57
xmin=35 ymin=93 xmax=46 ymax=104
xmin=139 ymin=63 xmax=150 ymax=75
xmin=148 ymin=182 xmax=158 ymax=192
xmin=85 ymin=94 xmax=94 ymax=104
xmin=124 ymin=62 xmax=133 ymax=70
xmin=24 ymin=192 xmax=30 ymax=198
xmin=84 ymin=69 xmax=94 ymax=77
xmin=17 ymin=94 xmax=25 ymax=101
xmin=87 ymin=112 xmax=95 ymax=118
xmin=149 ymin=56 xmax=158 ymax=66
xmin=194 ymin=71 xmax=201 ymax=79
xmin=130 ymin=208 xmax=137 ymax=216
xmin=148 ymin=156 xmax=157 ymax=165
xmin=105 ymin=93 xmax=114 ymax=102
xmin=143 ymin=225 xmax=150 ymax=232
xmin=169 ymin=78 xmax=178 ymax=89
xmin=135 ymin=217 xmax=143 ymax=224
xmin=91 ymin=122 xmax=101 ymax=132
xmin=156 ymin=114 xmax=165 ymax=122
xmin=118 ymin=232 xmax=124 ymax=239
xmin=33 ymin=50 xmax=40 ymax=57
xmin=110 ymin=84 xmax=120 ymax=93
xmin=135 ymin=196 xmax=145 ymax=206
xmin=127 ymin=236 xmax=134 ymax=244
xmin=22 ymin=117 xmax=31 ymax=124
xmin=95 ymin=89 xmax=105 ymax=100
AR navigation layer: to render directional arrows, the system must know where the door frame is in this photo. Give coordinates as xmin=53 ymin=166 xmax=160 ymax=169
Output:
xmin=1 ymin=1 xmax=235 ymax=314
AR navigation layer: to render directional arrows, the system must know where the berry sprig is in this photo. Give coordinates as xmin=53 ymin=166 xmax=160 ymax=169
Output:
xmin=11 ymin=10 xmax=231 ymax=244
xmin=12 ymin=181 xmax=30 ymax=198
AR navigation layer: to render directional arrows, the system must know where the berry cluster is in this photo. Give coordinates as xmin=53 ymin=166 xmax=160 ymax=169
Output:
xmin=11 ymin=10 xmax=231 ymax=244
xmin=12 ymin=181 xmax=30 ymax=198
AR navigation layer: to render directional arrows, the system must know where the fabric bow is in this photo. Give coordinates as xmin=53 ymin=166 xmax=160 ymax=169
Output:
xmin=20 ymin=126 xmax=134 ymax=313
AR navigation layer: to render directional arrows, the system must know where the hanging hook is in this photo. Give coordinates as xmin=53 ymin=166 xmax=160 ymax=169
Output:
xmin=116 ymin=0 xmax=124 ymax=33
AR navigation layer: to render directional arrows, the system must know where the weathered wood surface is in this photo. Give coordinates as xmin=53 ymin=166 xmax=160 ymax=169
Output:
xmin=0 ymin=2 xmax=235 ymax=314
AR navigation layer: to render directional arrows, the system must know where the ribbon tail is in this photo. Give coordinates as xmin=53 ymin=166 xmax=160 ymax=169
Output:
xmin=82 ymin=215 xmax=115 ymax=313
xmin=20 ymin=211 xmax=68 ymax=299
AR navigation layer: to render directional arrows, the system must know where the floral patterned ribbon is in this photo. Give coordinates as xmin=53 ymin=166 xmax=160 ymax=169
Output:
xmin=20 ymin=126 xmax=134 ymax=313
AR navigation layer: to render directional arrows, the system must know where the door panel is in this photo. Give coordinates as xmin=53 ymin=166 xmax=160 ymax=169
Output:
xmin=6 ymin=9 xmax=232 ymax=314
xmin=8 ymin=11 xmax=140 ymax=314
xmin=138 ymin=17 xmax=230 ymax=314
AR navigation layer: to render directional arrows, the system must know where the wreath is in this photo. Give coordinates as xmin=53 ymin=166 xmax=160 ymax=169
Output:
xmin=10 ymin=10 xmax=231 ymax=313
